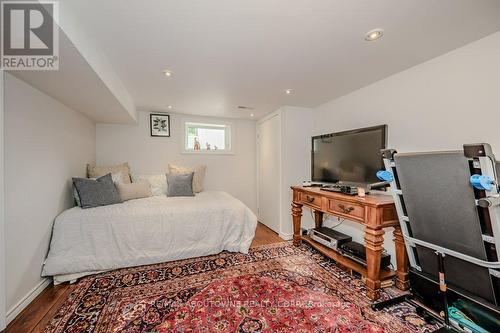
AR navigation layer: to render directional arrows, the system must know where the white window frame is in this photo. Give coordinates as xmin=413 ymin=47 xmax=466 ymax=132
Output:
xmin=182 ymin=120 xmax=234 ymax=155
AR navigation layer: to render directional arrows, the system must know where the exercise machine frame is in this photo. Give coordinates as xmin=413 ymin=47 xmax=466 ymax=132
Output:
xmin=374 ymin=143 xmax=500 ymax=332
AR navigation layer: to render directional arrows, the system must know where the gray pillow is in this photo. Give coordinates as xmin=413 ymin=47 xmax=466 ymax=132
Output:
xmin=73 ymin=186 xmax=82 ymax=207
xmin=73 ymin=172 xmax=124 ymax=207
xmin=167 ymin=172 xmax=195 ymax=197
xmin=73 ymin=173 xmax=122 ymax=208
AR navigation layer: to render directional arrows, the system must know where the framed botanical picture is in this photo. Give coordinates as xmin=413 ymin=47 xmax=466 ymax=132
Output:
xmin=150 ymin=113 xmax=170 ymax=137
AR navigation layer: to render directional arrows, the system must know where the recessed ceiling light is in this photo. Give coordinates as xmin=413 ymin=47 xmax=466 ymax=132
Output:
xmin=167 ymin=105 xmax=173 ymax=109
xmin=285 ymin=89 xmax=292 ymax=95
xmin=163 ymin=70 xmax=173 ymax=77
xmin=364 ymin=29 xmax=384 ymax=41
xmin=250 ymin=113 xmax=254 ymax=117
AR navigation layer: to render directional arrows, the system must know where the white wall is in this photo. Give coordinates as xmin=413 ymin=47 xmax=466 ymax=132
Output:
xmin=96 ymin=111 xmax=257 ymax=212
xmin=314 ymin=31 xmax=500 ymax=152
xmin=0 ymin=71 xmax=6 ymax=331
xmin=279 ymin=107 xmax=315 ymax=237
xmin=4 ymin=74 xmax=96 ymax=322
xmin=312 ymin=31 xmax=500 ymax=264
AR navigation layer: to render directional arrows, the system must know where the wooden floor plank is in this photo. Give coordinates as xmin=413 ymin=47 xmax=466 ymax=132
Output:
xmin=30 ymin=284 xmax=76 ymax=333
xmin=4 ymin=283 xmax=71 ymax=333
xmin=3 ymin=222 xmax=281 ymax=333
xmin=251 ymin=222 xmax=284 ymax=247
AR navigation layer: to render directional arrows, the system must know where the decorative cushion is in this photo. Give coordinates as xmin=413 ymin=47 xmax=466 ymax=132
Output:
xmin=116 ymin=182 xmax=152 ymax=202
xmin=87 ymin=162 xmax=131 ymax=184
xmin=131 ymin=174 xmax=167 ymax=196
xmin=166 ymin=172 xmax=195 ymax=197
xmin=73 ymin=174 xmax=122 ymax=208
xmin=72 ymin=186 xmax=82 ymax=207
xmin=168 ymin=164 xmax=206 ymax=193
xmin=73 ymin=172 xmax=123 ymax=207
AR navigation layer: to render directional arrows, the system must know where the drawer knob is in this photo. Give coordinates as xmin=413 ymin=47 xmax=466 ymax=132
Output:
xmin=305 ymin=195 xmax=315 ymax=203
xmin=338 ymin=204 xmax=354 ymax=214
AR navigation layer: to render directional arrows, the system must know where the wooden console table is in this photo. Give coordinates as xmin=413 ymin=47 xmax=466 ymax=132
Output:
xmin=291 ymin=186 xmax=409 ymax=300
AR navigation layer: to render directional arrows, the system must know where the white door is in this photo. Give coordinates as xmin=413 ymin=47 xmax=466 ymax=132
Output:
xmin=257 ymin=114 xmax=281 ymax=233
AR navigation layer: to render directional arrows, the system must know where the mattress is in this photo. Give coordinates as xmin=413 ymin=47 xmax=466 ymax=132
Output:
xmin=42 ymin=191 xmax=257 ymax=282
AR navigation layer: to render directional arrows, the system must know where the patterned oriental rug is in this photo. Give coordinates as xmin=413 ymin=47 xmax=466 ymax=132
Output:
xmin=44 ymin=242 xmax=439 ymax=333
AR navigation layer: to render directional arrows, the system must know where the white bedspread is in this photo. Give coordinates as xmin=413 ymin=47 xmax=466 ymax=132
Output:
xmin=42 ymin=191 xmax=257 ymax=281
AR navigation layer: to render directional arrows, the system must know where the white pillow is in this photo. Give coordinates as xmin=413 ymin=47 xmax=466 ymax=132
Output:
xmin=168 ymin=164 xmax=206 ymax=193
xmin=108 ymin=172 xmax=124 ymax=184
xmin=132 ymin=174 xmax=167 ymax=196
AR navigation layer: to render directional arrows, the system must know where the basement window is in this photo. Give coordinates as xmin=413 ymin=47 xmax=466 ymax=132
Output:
xmin=183 ymin=122 xmax=233 ymax=154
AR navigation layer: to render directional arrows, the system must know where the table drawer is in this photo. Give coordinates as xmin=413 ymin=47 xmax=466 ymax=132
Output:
xmin=327 ymin=199 xmax=365 ymax=221
xmin=299 ymin=192 xmax=322 ymax=209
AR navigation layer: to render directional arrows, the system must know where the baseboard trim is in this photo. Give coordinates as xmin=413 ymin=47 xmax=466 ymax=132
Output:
xmin=279 ymin=232 xmax=293 ymax=241
xmin=6 ymin=278 xmax=51 ymax=325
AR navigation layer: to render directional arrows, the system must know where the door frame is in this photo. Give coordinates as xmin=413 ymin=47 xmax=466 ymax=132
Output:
xmin=256 ymin=110 xmax=282 ymax=234
xmin=0 ymin=70 xmax=6 ymax=330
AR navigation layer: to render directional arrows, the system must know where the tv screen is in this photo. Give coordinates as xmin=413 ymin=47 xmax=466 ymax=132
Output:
xmin=311 ymin=125 xmax=387 ymax=184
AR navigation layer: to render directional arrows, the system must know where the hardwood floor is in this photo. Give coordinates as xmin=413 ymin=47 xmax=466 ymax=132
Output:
xmin=250 ymin=221 xmax=284 ymax=247
xmin=3 ymin=222 xmax=283 ymax=333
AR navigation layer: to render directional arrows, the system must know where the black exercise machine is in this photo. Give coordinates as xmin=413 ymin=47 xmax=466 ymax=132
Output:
xmin=373 ymin=143 xmax=500 ymax=333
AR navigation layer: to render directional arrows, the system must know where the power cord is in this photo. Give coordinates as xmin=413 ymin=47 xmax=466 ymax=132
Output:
xmin=309 ymin=209 xmax=315 ymax=222
xmin=309 ymin=209 xmax=346 ymax=229
xmin=330 ymin=217 xmax=345 ymax=229
xmin=310 ymin=210 xmax=344 ymax=229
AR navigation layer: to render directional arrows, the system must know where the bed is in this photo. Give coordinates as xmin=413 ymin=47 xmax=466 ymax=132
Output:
xmin=42 ymin=191 xmax=257 ymax=283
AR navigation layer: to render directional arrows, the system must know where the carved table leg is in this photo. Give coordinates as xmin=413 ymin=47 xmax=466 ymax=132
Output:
xmin=292 ymin=202 xmax=303 ymax=246
xmin=364 ymin=227 xmax=385 ymax=300
xmin=314 ymin=210 xmax=323 ymax=229
xmin=393 ymin=225 xmax=410 ymax=290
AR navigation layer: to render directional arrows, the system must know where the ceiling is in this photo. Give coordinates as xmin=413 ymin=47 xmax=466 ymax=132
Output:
xmin=11 ymin=32 xmax=138 ymax=124
xmin=61 ymin=0 xmax=500 ymax=120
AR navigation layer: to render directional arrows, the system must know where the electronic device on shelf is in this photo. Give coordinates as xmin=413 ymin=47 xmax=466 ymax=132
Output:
xmin=302 ymin=180 xmax=323 ymax=187
xmin=309 ymin=227 xmax=352 ymax=250
xmin=339 ymin=241 xmax=391 ymax=269
xmin=320 ymin=184 xmax=358 ymax=195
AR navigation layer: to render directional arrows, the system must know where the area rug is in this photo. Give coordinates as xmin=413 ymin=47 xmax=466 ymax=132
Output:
xmin=44 ymin=242 xmax=438 ymax=332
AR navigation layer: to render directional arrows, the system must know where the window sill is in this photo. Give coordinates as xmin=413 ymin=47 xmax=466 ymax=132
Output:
xmin=182 ymin=150 xmax=235 ymax=155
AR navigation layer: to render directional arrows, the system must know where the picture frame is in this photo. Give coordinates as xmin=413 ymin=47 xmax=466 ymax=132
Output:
xmin=150 ymin=113 xmax=170 ymax=137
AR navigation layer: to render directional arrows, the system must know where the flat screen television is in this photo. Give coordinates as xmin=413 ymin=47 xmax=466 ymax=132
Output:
xmin=311 ymin=125 xmax=387 ymax=185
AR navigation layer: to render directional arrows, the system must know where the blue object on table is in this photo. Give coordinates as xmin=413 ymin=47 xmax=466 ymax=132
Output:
xmin=470 ymin=174 xmax=495 ymax=191
xmin=376 ymin=170 xmax=394 ymax=182
xmin=448 ymin=307 xmax=489 ymax=333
